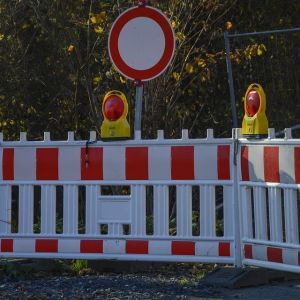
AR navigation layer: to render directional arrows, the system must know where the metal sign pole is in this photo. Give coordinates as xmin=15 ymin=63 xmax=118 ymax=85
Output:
xmin=224 ymin=31 xmax=238 ymax=129
xmin=134 ymin=84 xmax=144 ymax=138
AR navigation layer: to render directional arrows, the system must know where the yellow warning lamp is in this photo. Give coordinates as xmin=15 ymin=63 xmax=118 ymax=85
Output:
xmin=242 ymin=83 xmax=268 ymax=139
xmin=100 ymin=90 xmax=131 ymax=140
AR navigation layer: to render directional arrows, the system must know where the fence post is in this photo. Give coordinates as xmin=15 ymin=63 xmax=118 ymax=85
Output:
xmin=224 ymin=31 xmax=238 ymax=128
xmin=233 ymin=128 xmax=242 ymax=267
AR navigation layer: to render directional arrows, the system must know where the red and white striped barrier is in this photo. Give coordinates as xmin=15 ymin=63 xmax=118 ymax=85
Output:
xmin=243 ymin=243 xmax=300 ymax=272
xmin=244 ymin=243 xmax=299 ymax=265
xmin=240 ymin=145 xmax=300 ymax=183
xmin=0 ymin=145 xmax=230 ymax=181
xmin=2 ymin=129 xmax=300 ymax=273
xmin=0 ymin=238 xmax=233 ymax=262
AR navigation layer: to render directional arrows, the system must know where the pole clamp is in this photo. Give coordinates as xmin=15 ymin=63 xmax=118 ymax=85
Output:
xmin=85 ymin=139 xmax=97 ymax=168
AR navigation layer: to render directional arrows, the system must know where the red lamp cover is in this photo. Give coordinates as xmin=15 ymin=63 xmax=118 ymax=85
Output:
xmin=103 ymin=95 xmax=125 ymax=121
xmin=246 ymin=90 xmax=260 ymax=117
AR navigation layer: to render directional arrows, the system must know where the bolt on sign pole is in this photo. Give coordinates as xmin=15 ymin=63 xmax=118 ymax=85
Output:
xmin=108 ymin=2 xmax=175 ymax=139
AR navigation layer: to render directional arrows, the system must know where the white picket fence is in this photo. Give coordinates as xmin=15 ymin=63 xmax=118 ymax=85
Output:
xmin=0 ymin=129 xmax=300 ymax=273
xmin=0 ymin=130 xmax=236 ymax=264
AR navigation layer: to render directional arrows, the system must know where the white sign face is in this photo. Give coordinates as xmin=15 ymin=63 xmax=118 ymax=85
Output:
xmin=108 ymin=6 xmax=175 ymax=81
xmin=118 ymin=17 xmax=165 ymax=71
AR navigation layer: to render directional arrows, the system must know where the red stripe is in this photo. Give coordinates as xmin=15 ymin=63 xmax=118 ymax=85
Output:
xmin=267 ymin=247 xmax=283 ymax=263
xmin=294 ymin=147 xmax=300 ymax=183
xmin=36 ymin=148 xmax=58 ymax=180
xmin=81 ymin=148 xmax=103 ymax=180
xmin=217 ymin=145 xmax=230 ymax=180
xmin=3 ymin=148 xmax=14 ymax=180
xmin=171 ymin=241 xmax=195 ymax=255
xmin=171 ymin=146 xmax=194 ymax=180
xmin=80 ymin=240 xmax=103 ymax=253
xmin=126 ymin=147 xmax=148 ymax=180
xmin=264 ymin=147 xmax=280 ymax=182
xmin=35 ymin=239 xmax=58 ymax=253
xmin=1 ymin=239 xmax=13 ymax=252
xmin=244 ymin=244 xmax=253 ymax=259
xmin=241 ymin=146 xmax=250 ymax=181
xmin=126 ymin=240 xmax=148 ymax=254
xmin=219 ymin=242 xmax=230 ymax=257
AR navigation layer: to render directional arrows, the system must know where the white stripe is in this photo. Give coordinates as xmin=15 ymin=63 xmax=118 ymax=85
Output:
xmin=283 ymin=248 xmax=298 ymax=266
xmin=14 ymin=239 xmax=35 ymax=253
xmin=149 ymin=240 xmax=171 ymax=255
xmin=0 ymin=148 xmax=2 ymax=180
xmin=58 ymin=239 xmax=80 ymax=253
xmin=14 ymin=148 xmax=36 ymax=180
xmin=194 ymin=145 xmax=217 ymax=180
xmin=248 ymin=145 xmax=264 ymax=181
xmin=148 ymin=146 xmax=171 ymax=180
xmin=252 ymin=244 xmax=267 ymax=261
xmin=279 ymin=146 xmax=295 ymax=183
xmin=59 ymin=147 xmax=81 ymax=180
xmin=103 ymin=239 xmax=126 ymax=254
xmin=195 ymin=241 xmax=218 ymax=256
xmin=103 ymin=146 xmax=125 ymax=180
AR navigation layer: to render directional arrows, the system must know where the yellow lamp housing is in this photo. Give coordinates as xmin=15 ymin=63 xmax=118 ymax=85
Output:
xmin=242 ymin=83 xmax=268 ymax=139
xmin=100 ymin=90 xmax=131 ymax=140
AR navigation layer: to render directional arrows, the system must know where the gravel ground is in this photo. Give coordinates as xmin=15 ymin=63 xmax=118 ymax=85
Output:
xmin=0 ymin=265 xmax=219 ymax=299
xmin=0 ymin=274 xmax=222 ymax=299
xmin=0 ymin=262 xmax=300 ymax=299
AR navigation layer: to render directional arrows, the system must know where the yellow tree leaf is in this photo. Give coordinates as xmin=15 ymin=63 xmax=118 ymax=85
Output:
xmin=94 ymin=26 xmax=103 ymax=34
xmin=185 ymin=63 xmax=195 ymax=74
xmin=172 ymin=72 xmax=181 ymax=81
xmin=196 ymin=58 xmax=206 ymax=68
xmin=90 ymin=12 xmax=106 ymax=24
xmin=119 ymin=76 xmax=126 ymax=84
xmin=257 ymin=43 xmax=267 ymax=56
xmin=93 ymin=76 xmax=101 ymax=85
xmin=67 ymin=44 xmax=75 ymax=53
xmin=226 ymin=21 xmax=233 ymax=30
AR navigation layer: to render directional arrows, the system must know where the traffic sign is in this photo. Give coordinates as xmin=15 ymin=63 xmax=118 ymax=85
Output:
xmin=108 ymin=6 xmax=175 ymax=81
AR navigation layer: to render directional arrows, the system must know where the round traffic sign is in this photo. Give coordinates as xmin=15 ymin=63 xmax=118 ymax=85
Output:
xmin=108 ymin=6 xmax=175 ymax=81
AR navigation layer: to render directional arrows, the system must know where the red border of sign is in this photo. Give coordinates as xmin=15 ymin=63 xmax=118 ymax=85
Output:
xmin=109 ymin=6 xmax=175 ymax=81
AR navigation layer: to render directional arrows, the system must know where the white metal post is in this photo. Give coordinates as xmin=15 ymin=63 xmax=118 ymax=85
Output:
xmin=200 ymin=185 xmax=215 ymax=237
xmin=176 ymin=185 xmax=192 ymax=237
xmin=131 ymin=185 xmax=146 ymax=236
xmin=268 ymin=186 xmax=283 ymax=242
xmin=85 ymin=185 xmax=99 ymax=235
xmin=41 ymin=185 xmax=56 ymax=234
xmin=153 ymin=185 xmax=169 ymax=236
xmin=284 ymin=188 xmax=299 ymax=244
xmin=63 ymin=185 xmax=78 ymax=235
xmin=0 ymin=185 xmax=11 ymax=234
xmin=19 ymin=185 xmax=34 ymax=234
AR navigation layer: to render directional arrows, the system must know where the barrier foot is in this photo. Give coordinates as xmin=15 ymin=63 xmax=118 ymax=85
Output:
xmin=199 ymin=267 xmax=300 ymax=289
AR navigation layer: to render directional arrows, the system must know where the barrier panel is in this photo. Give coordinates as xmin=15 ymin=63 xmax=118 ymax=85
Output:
xmin=1 ymin=128 xmax=300 ymax=273
xmin=239 ymin=129 xmax=300 ymax=273
xmin=0 ymin=130 xmax=237 ymax=265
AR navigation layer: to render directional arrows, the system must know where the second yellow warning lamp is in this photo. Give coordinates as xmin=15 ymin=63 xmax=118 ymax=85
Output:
xmin=100 ymin=90 xmax=131 ymax=140
xmin=242 ymin=83 xmax=268 ymax=139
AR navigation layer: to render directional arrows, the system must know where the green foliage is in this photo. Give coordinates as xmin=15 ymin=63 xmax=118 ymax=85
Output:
xmin=70 ymin=259 xmax=88 ymax=273
xmin=0 ymin=0 xmax=300 ymax=139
